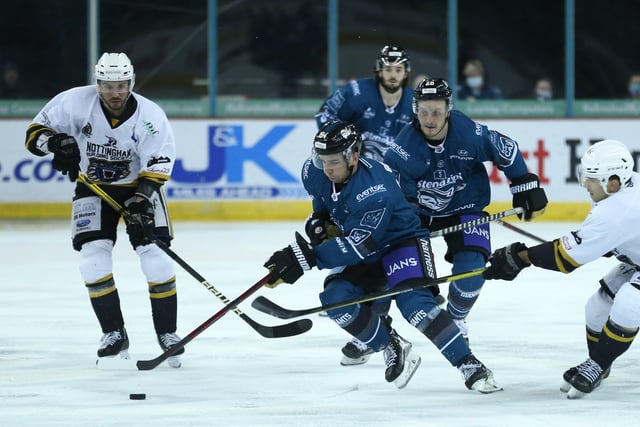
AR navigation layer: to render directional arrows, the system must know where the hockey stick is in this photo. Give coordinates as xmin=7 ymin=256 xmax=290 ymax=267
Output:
xmin=136 ymin=272 xmax=275 ymax=370
xmin=494 ymin=219 xmax=546 ymax=243
xmin=429 ymin=207 xmax=525 ymax=238
xmin=77 ymin=175 xmax=312 ymax=338
xmin=252 ymin=268 xmax=485 ymax=320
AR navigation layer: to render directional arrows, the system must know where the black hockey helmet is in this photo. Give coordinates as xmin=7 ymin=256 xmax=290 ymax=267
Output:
xmin=375 ymin=45 xmax=411 ymax=73
xmin=413 ymin=77 xmax=453 ymax=114
xmin=312 ymin=119 xmax=363 ymax=168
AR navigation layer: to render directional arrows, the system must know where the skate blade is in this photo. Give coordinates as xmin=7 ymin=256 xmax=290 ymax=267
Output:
xmin=167 ymin=355 xmax=182 ymax=368
xmin=560 ymin=380 xmax=571 ymax=393
xmin=95 ymin=350 xmax=134 ymax=370
xmin=566 ymin=386 xmax=587 ymax=399
xmin=394 ymin=353 xmax=421 ymax=389
xmin=340 ymin=354 xmax=372 ymax=366
xmin=471 ymin=377 xmax=503 ymax=394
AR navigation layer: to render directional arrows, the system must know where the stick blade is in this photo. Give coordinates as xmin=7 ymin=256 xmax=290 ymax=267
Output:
xmin=136 ymin=358 xmax=164 ymax=371
xmin=240 ymin=312 xmax=312 ymax=337
xmin=251 ymin=296 xmax=300 ymax=319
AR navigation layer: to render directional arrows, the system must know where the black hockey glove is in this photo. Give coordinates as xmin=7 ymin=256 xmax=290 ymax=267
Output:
xmin=510 ymin=173 xmax=548 ymax=221
xmin=304 ymin=211 xmax=341 ymax=245
xmin=484 ymin=242 xmax=530 ymax=281
xmin=264 ymin=232 xmax=316 ymax=288
xmin=126 ymin=199 xmax=155 ymax=247
xmin=47 ymin=133 xmax=80 ymax=182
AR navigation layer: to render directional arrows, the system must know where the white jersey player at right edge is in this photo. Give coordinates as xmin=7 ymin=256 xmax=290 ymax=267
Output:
xmin=484 ymin=139 xmax=640 ymax=399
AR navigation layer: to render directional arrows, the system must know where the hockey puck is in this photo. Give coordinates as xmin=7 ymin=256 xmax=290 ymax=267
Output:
xmin=129 ymin=393 xmax=146 ymax=400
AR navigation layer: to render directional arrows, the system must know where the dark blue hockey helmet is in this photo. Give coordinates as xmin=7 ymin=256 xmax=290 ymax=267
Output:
xmin=375 ymin=45 xmax=411 ymax=73
xmin=413 ymin=78 xmax=453 ymax=114
xmin=312 ymin=119 xmax=363 ymax=168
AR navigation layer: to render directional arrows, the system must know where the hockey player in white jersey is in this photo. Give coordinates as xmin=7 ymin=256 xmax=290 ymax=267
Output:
xmin=484 ymin=139 xmax=639 ymax=398
xmin=25 ymin=52 xmax=183 ymax=367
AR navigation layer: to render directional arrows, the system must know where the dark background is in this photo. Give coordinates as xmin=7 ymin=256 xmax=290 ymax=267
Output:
xmin=1 ymin=0 xmax=638 ymax=100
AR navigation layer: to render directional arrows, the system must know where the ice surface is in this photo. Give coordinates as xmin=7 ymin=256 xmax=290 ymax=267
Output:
xmin=1 ymin=220 xmax=638 ymax=426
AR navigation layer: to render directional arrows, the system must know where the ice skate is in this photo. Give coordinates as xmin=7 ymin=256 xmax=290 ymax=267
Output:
xmin=340 ymin=337 xmax=375 ymax=366
xmin=157 ymin=332 xmax=185 ymax=368
xmin=458 ymin=354 xmax=502 ymax=393
xmin=383 ymin=334 xmax=421 ymax=389
xmin=97 ymin=328 xmax=129 ymax=359
xmin=560 ymin=362 xmax=610 ymax=393
xmin=564 ymin=358 xmax=606 ymax=399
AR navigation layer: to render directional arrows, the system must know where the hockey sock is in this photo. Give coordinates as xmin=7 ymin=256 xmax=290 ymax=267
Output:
xmin=591 ymin=318 xmax=638 ymax=370
xmin=149 ymin=278 xmax=178 ymax=334
xmin=586 ymin=326 xmax=601 ymax=357
xmin=419 ymin=307 xmax=471 ymax=366
xmin=447 ymin=251 xmax=485 ymax=319
xmin=338 ymin=304 xmax=391 ymax=352
xmin=86 ymin=276 xmax=124 ymax=332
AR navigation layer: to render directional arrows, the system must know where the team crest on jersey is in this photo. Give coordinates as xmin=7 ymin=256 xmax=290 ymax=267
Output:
xmin=360 ymin=208 xmax=385 ymax=228
xmin=495 ymin=135 xmax=518 ymax=165
xmin=87 ymin=159 xmax=131 ymax=183
xmin=347 ymin=228 xmax=371 ymax=245
xmin=82 ymin=123 xmax=92 ymax=137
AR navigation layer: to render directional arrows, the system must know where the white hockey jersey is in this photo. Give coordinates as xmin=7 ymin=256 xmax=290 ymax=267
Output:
xmin=559 ymin=172 xmax=640 ymax=268
xmin=29 ymin=85 xmax=175 ymax=185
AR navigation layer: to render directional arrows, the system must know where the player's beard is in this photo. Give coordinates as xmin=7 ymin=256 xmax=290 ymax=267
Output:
xmin=103 ymin=93 xmax=130 ymax=115
xmin=107 ymin=98 xmax=124 ymax=111
xmin=380 ymin=78 xmax=402 ymax=94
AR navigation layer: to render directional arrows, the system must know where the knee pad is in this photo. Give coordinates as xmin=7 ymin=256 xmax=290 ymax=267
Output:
xmin=585 ymin=288 xmax=613 ymax=332
xmin=319 ymin=278 xmax=363 ymax=324
xmin=136 ymin=244 xmax=175 ymax=284
xmin=319 ymin=278 xmax=364 ymax=306
xmin=599 ymin=263 xmax=637 ymax=297
xmin=610 ymin=282 xmax=640 ymax=329
xmin=79 ymin=239 xmax=113 ymax=283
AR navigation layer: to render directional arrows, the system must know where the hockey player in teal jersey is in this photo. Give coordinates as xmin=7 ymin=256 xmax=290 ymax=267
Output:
xmin=383 ymin=77 xmax=548 ymax=346
xmin=262 ymin=119 xmax=502 ymax=393
xmin=315 ymin=45 xmax=414 ymax=162
xmin=316 ymin=46 xmax=446 ymax=363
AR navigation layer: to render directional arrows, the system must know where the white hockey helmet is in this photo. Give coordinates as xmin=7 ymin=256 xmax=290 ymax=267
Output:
xmin=95 ymin=52 xmax=135 ymax=90
xmin=579 ymin=139 xmax=634 ymax=191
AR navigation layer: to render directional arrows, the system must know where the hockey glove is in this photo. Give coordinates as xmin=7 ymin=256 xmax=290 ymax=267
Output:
xmin=510 ymin=173 xmax=548 ymax=221
xmin=484 ymin=242 xmax=530 ymax=281
xmin=304 ymin=211 xmax=341 ymax=245
xmin=47 ymin=133 xmax=81 ymax=182
xmin=125 ymin=199 xmax=156 ymax=247
xmin=264 ymin=232 xmax=316 ymax=288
